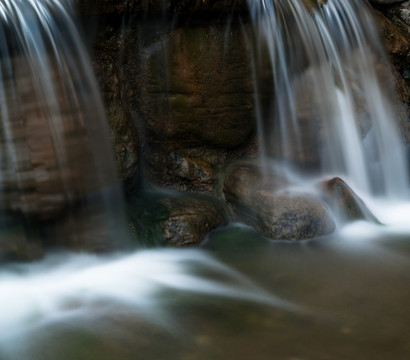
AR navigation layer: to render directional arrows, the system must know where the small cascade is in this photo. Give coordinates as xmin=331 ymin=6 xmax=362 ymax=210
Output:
xmin=248 ymin=0 xmax=409 ymax=199
xmin=0 ymin=0 xmax=129 ymax=256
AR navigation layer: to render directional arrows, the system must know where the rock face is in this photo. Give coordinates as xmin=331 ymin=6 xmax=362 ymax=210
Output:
xmin=372 ymin=2 xmax=410 ymax=143
xmin=142 ymin=26 xmax=253 ymax=149
xmin=93 ymin=17 xmax=257 ymax=193
xmin=94 ymin=37 xmax=139 ymax=186
xmin=370 ymin=1 xmax=405 ymax=4
xmin=75 ymin=0 xmax=249 ymax=15
xmin=0 ymin=53 xmax=129 ymax=260
xmin=223 ymin=161 xmax=336 ymax=240
xmin=89 ymin=0 xmax=410 ymax=192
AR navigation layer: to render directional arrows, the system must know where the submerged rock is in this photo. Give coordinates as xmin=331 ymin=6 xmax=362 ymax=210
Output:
xmin=223 ymin=161 xmax=335 ymax=240
xmin=202 ymin=223 xmax=271 ymax=252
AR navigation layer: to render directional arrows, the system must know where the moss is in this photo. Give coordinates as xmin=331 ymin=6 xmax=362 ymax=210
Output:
xmin=126 ymin=191 xmax=170 ymax=247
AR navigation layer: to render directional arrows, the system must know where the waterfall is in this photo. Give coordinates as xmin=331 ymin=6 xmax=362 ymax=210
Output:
xmin=248 ymin=0 xmax=409 ymax=199
xmin=0 ymin=0 xmax=129 ymax=256
xmin=0 ymin=1 xmax=409 ymax=359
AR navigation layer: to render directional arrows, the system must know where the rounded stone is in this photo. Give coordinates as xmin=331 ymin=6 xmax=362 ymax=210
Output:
xmin=223 ymin=161 xmax=336 ymax=240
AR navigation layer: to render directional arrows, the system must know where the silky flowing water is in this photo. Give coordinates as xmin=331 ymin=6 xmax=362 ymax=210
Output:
xmin=1 ymin=0 xmax=410 ymax=359
xmin=249 ymin=0 xmax=408 ymax=197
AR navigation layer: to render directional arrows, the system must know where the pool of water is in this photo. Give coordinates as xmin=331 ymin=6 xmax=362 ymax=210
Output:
xmin=1 ymin=213 xmax=410 ymax=360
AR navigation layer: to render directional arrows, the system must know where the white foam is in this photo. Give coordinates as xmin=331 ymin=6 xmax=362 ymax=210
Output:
xmin=0 ymin=249 xmax=298 ymax=342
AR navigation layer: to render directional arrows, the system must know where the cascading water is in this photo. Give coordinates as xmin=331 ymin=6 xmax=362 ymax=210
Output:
xmin=0 ymin=2 xmax=300 ymax=359
xmin=248 ymin=0 xmax=409 ymax=199
xmin=1 ymin=0 xmax=410 ymax=359
xmin=0 ymin=0 xmax=129 ymax=256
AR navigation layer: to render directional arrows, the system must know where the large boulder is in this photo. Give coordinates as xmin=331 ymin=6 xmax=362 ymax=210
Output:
xmin=223 ymin=161 xmax=336 ymax=240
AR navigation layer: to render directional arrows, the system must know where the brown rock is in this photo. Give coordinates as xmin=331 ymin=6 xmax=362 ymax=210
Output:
xmin=223 ymin=161 xmax=335 ymax=240
xmin=75 ymin=0 xmax=249 ymax=15
xmin=321 ymin=177 xmax=380 ymax=223
xmin=93 ymin=30 xmax=139 ymax=185
xmin=141 ymin=24 xmax=254 ymax=149
xmin=160 ymin=195 xmax=229 ymax=246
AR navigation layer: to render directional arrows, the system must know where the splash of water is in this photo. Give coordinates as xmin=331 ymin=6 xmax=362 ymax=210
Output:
xmin=248 ymin=0 xmax=409 ymax=199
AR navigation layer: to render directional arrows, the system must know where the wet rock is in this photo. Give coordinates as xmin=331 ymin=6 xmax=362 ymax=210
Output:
xmin=399 ymin=1 xmax=410 ymax=26
xmin=86 ymin=0 xmax=410 ymax=197
xmin=373 ymin=9 xmax=410 ymax=71
xmin=0 ymin=56 xmax=107 ymax=222
xmin=223 ymin=161 xmax=335 ymax=240
xmin=370 ymin=1 xmax=405 ymax=4
xmin=92 ymin=18 xmax=257 ymax=193
xmin=127 ymin=190 xmax=229 ymax=246
xmin=75 ymin=0 xmax=249 ymax=15
xmin=0 ymin=53 xmax=130 ymax=256
xmin=93 ymin=27 xmax=139 ymax=185
xmin=148 ymin=151 xmax=215 ymax=193
xmin=88 ymin=1 xmax=410 ymax=196
xmin=75 ymin=0 xmax=323 ymax=15
xmin=321 ymin=177 xmax=380 ymax=223
xmin=141 ymin=24 xmax=254 ymax=149
xmin=371 ymin=3 xmax=410 ymax=142
xmin=372 ymin=3 xmax=410 ymax=101
xmin=159 ymin=196 xmax=229 ymax=246
xmin=0 ymin=226 xmax=44 ymax=263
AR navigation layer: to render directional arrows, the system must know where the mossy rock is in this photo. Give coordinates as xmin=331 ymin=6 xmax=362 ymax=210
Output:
xmin=159 ymin=195 xmax=230 ymax=246
xmin=127 ymin=189 xmax=229 ymax=246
